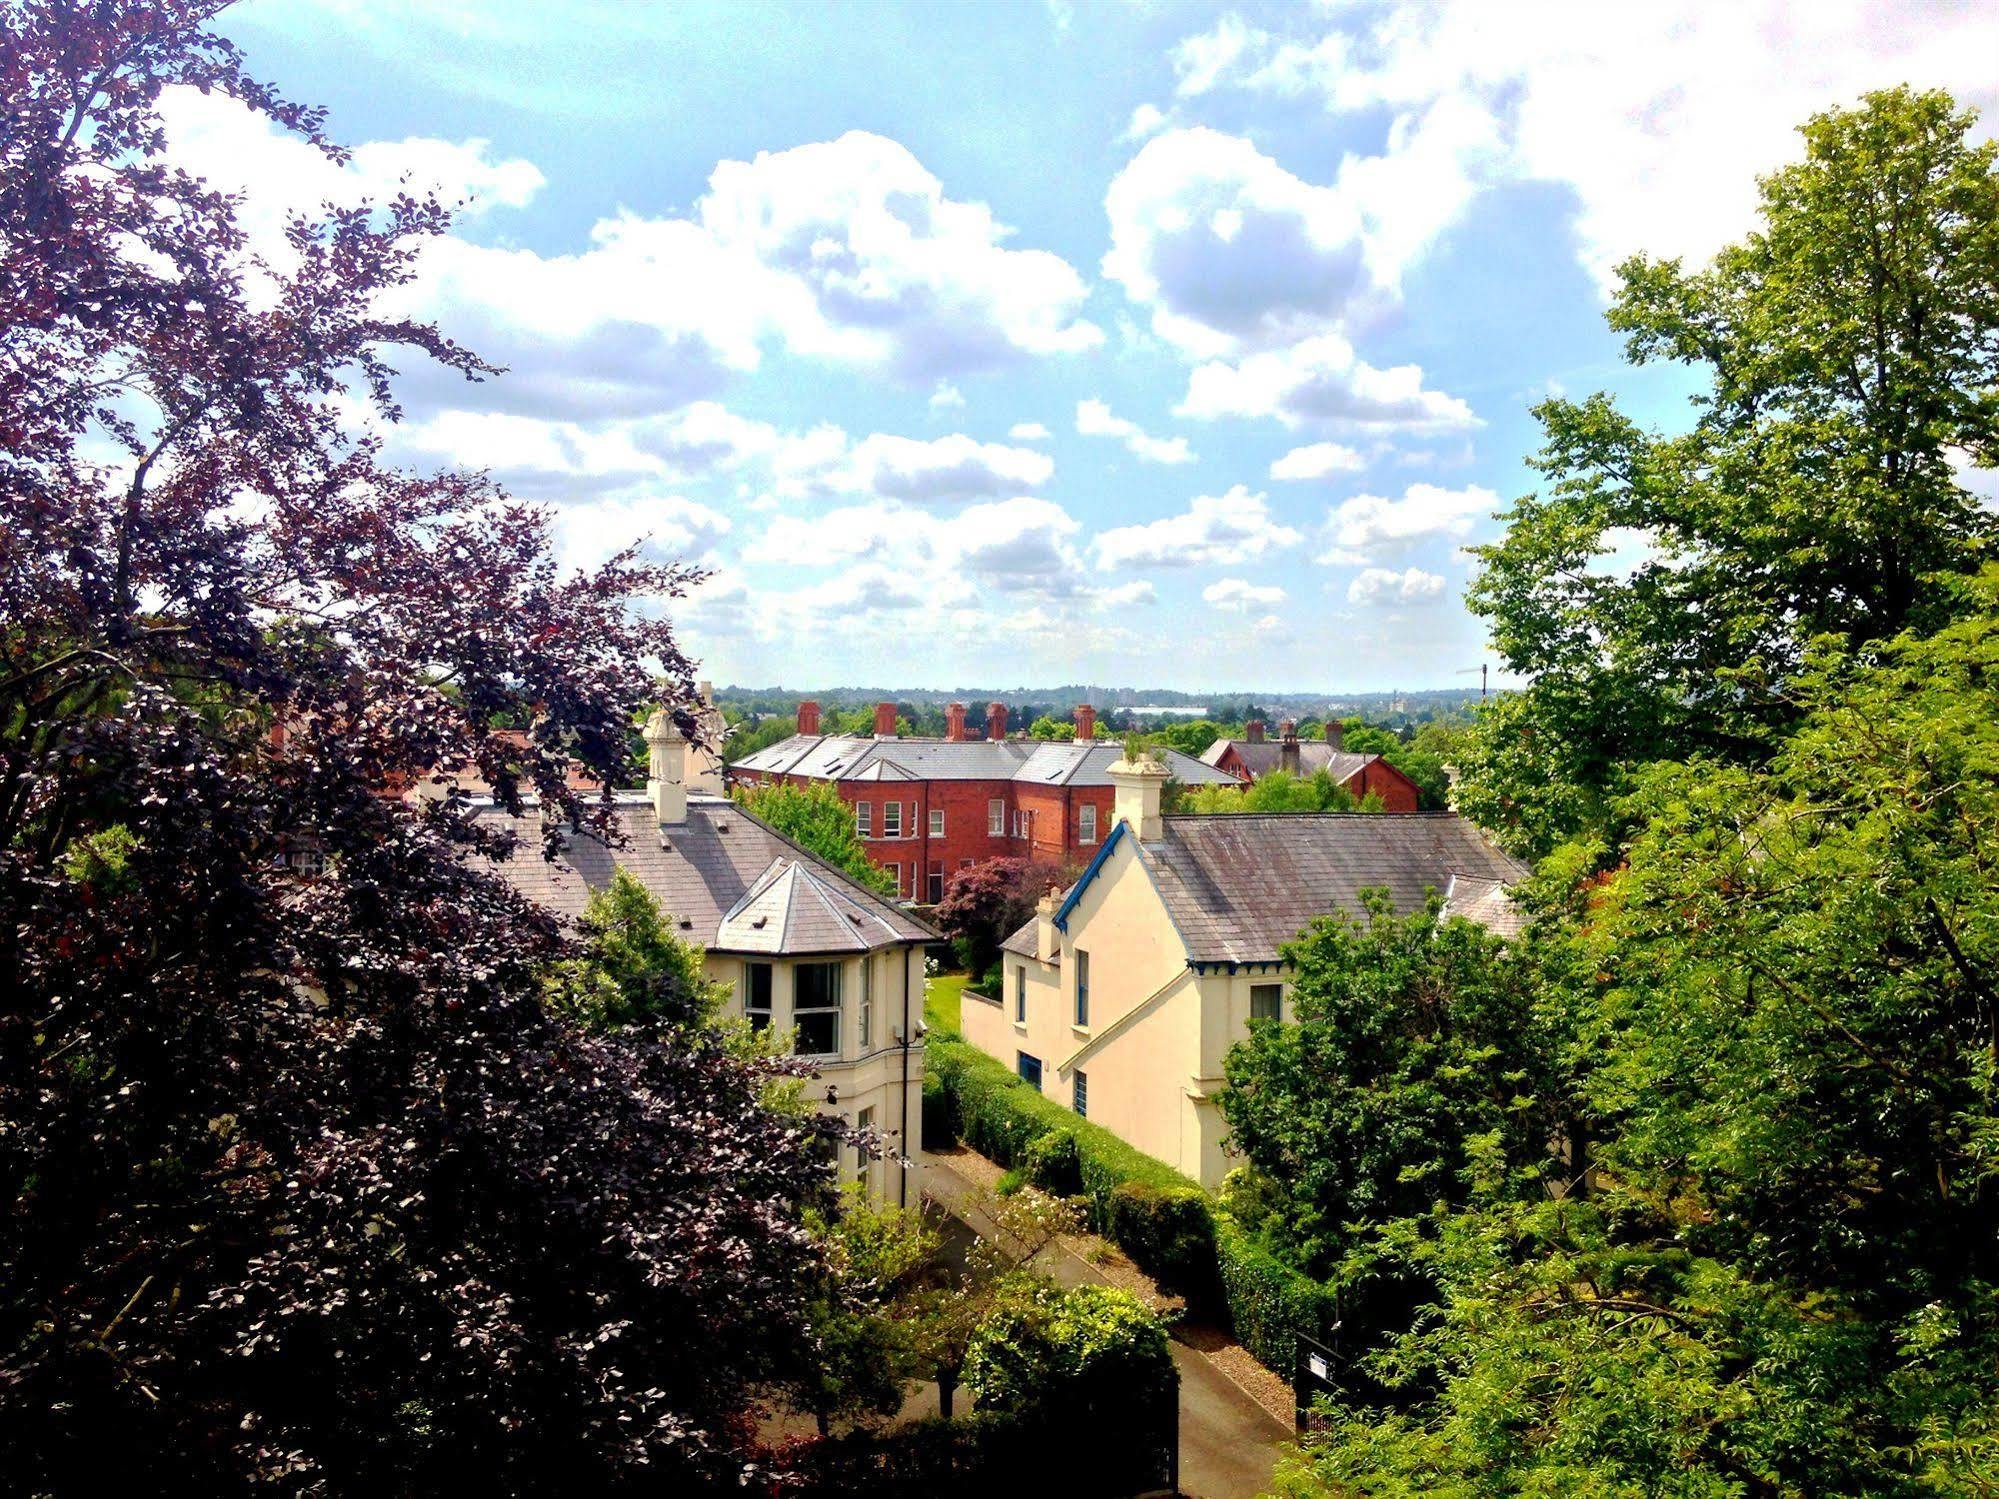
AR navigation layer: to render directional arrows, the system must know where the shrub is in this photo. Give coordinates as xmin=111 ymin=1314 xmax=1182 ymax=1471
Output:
xmin=927 ymin=1037 xmax=1335 ymax=1374
xmin=920 ymin=1073 xmax=958 ymax=1149
xmin=964 ymin=1281 xmax=1176 ymax=1427
xmin=1022 ymin=1129 xmax=1084 ymax=1197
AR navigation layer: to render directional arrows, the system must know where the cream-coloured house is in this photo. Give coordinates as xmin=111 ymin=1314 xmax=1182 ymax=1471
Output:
xmin=960 ymin=750 xmax=1524 ymax=1189
xmin=475 ymin=712 xmax=936 ymax=1203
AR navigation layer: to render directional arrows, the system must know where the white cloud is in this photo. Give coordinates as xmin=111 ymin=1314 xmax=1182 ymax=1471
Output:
xmin=1180 ymin=334 xmax=1477 ymax=432
xmin=1347 ymin=566 xmax=1446 ymax=605
xmin=1270 ymin=441 xmax=1365 ymax=480
xmin=1204 ymin=577 xmax=1287 ymax=612
xmin=1010 ymin=421 xmax=1052 ymax=440
xmin=1123 ymin=103 xmax=1169 ymax=142
xmin=1102 ymin=127 xmax=1380 ymax=358
xmin=1074 ymin=398 xmax=1195 ymax=465
xmin=554 ymin=494 xmax=732 ymax=570
xmin=929 ymin=380 xmax=967 ymax=410
xmin=835 ymin=433 xmax=1054 ymax=503
xmin=1095 ymin=579 xmax=1158 ymax=608
xmin=1325 ymin=482 xmax=1498 ymax=554
xmin=1092 ymin=485 xmax=1303 ymax=569
xmin=748 ymin=495 xmax=1084 ymax=587
xmin=1172 ymin=13 xmax=1270 ymax=97
xmin=1177 ymin=1 xmax=1999 ymax=294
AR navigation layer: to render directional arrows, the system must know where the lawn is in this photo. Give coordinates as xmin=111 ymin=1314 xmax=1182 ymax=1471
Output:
xmin=925 ymin=972 xmax=966 ymax=1038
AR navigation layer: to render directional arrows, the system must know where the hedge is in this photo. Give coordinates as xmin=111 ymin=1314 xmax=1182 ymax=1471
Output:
xmin=924 ymin=1037 xmax=1332 ymax=1377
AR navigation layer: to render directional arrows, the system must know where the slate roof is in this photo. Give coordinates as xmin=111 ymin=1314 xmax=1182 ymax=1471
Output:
xmin=470 ymin=792 xmax=936 ymax=954
xmin=1107 ymin=812 xmax=1527 ymax=965
xmin=1199 ymin=739 xmax=1383 ymax=785
xmin=733 ymin=734 xmax=1235 ymax=788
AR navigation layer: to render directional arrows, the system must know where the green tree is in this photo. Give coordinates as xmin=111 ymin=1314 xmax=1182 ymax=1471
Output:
xmin=1278 ymin=581 xmax=1999 ymax=1495
xmin=1027 ymin=715 xmax=1074 ymax=741
xmin=963 ymin=1281 xmax=1175 ymax=1433
xmin=543 ymin=869 xmax=726 ymax=1032
xmin=724 ymin=713 xmax=797 ymax=763
xmin=1218 ymin=895 xmax=1557 ymax=1279
xmin=1178 ymin=768 xmax=1374 ymax=814
xmin=732 ymin=780 xmax=896 ymax=897
xmin=1463 ymin=88 xmax=1999 ymax=857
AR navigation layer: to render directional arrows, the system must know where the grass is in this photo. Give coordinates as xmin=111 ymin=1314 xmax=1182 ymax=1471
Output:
xmin=925 ymin=972 xmax=967 ymax=1039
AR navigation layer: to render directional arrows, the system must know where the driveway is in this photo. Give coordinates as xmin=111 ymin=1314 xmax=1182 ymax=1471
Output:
xmin=918 ymin=1150 xmax=1291 ymax=1499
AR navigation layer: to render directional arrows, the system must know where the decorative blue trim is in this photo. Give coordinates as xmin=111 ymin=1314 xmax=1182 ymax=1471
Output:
xmin=1053 ymin=820 xmax=1127 ymax=932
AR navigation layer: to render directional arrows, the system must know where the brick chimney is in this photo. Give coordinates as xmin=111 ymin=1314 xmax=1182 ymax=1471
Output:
xmin=1246 ymin=719 xmax=1265 ymax=744
xmin=1324 ymin=719 xmax=1344 ymax=752
xmin=987 ymin=702 xmax=1008 ymax=742
xmin=874 ymin=700 xmax=898 ymax=738
xmin=1279 ymin=719 xmax=1300 ymax=776
xmin=796 ymin=700 xmax=820 ymax=736
xmin=1075 ymin=704 xmax=1097 ymax=743
xmin=945 ymin=702 xmax=968 ymax=741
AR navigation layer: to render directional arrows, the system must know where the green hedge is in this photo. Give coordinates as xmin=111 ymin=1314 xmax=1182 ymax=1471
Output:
xmin=925 ymin=1037 xmax=1332 ymax=1375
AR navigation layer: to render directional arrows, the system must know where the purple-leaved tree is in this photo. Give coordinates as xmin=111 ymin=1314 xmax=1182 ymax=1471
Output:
xmin=0 ymin=2 xmax=841 ymax=1489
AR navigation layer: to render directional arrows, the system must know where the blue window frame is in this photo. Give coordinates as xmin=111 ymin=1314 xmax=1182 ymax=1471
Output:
xmin=1073 ymin=1070 xmax=1088 ymax=1118
xmin=1075 ymin=949 xmax=1090 ymax=1027
xmin=1017 ymin=1052 xmax=1043 ymax=1091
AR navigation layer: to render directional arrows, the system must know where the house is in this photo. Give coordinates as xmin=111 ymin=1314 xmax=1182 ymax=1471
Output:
xmin=473 ymin=711 xmax=938 ymax=1203
xmin=1199 ymin=718 xmax=1421 ymax=812
xmin=729 ymin=700 xmax=1236 ymax=901
xmin=961 ymin=748 xmax=1524 ymax=1189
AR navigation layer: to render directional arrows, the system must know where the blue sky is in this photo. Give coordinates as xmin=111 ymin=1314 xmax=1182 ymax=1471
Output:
xmin=201 ymin=0 xmax=1999 ymax=692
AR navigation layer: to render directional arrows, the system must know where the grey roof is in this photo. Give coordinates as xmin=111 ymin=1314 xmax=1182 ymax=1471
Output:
xmin=1000 ymin=917 xmax=1062 ymax=963
xmin=1438 ymin=873 xmax=1527 ymax=940
xmin=733 ymin=734 xmax=1235 ymax=787
xmin=470 ymin=793 xmax=936 ymax=954
xmin=1131 ymin=812 xmax=1527 ymax=964
xmin=1199 ymin=739 xmax=1382 ymax=785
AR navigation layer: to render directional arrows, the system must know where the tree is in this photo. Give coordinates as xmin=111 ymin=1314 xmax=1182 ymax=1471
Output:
xmin=1179 ymin=768 xmax=1373 ymax=815
xmin=936 ymin=857 xmax=1068 ymax=979
xmin=731 ymin=779 xmax=896 ymax=896
xmin=1462 ymin=88 xmax=1999 ymax=857
xmin=1026 ymin=715 xmax=1074 ymax=741
xmin=963 ymin=1281 xmax=1175 ymax=1435
xmin=0 ymin=5 xmax=841 ymax=1489
xmin=1277 ymin=581 xmax=1999 ymax=1495
xmin=724 ymin=712 xmax=797 ymax=763
xmin=543 ymin=868 xmax=727 ymax=1032
xmin=1218 ymin=895 xmax=1557 ymax=1279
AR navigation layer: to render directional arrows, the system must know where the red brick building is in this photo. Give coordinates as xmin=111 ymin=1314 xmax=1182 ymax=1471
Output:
xmin=729 ymin=701 xmax=1235 ymax=902
xmin=1199 ymin=719 xmax=1422 ymax=812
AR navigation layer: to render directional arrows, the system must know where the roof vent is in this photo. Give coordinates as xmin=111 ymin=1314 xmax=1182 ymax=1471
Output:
xmin=751 ymin=916 xmax=768 ymax=929
xmin=716 ymin=821 xmax=731 ymax=833
xmin=677 ymin=918 xmax=693 ymax=930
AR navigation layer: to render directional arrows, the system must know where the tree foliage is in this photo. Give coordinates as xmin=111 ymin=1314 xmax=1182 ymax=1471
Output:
xmin=1178 ymin=768 xmax=1378 ymax=815
xmin=543 ymin=867 xmax=727 ymax=1032
xmin=731 ymin=779 xmax=896 ymax=896
xmin=0 ymin=6 xmax=841 ymax=1488
xmin=1462 ymin=87 xmax=1999 ymax=857
xmin=963 ymin=1281 xmax=1175 ymax=1429
xmin=936 ymin=857 xmax=1069 ymax=978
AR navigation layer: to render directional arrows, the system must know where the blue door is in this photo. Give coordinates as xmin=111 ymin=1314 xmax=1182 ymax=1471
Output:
xmin=1017 ymin=1052 xmax=1043 ymax=1091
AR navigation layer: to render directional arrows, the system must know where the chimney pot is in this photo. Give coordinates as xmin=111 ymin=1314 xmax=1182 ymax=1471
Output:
xmin=796 ymin=700 xmax=821 ymax=736
xmin=987 ymin=702 xmax=1008 ymax=742
xmin=1246 ymin=719 xmax=1265 ymax=744
xmin=1280 ymin=719 xmax=1298 ymax=741
xmin=1075 ymin=704 xmax=1097 ymax=742
xmin=874 ymin=701 xmax=898 ymax=738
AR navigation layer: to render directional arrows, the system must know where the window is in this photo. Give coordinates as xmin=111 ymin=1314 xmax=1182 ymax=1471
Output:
xmin=1250 ymin=982 xmax=1283 ymax=1023
xmin=1013 ymin=809 xmax=1028 ymax=838
xmin=1073 ymin=1070 xmax=1088 ymax=1119
xmin=855 ymin=801 xmax=872 ymax=837
xmin=1017 ymin=1052 xmax=1043 ymax=1091
xmin=856 ymin=1105 xmax=875 ymax=1172
xmin=1078 ymin=803 xmax=1098 ymax=845
xmin=960 ymin=858 xmax=974 ymax=869
xmin=883 ymin=801 xmax=902 ymax=838
xmin=927 ymin=864 xmax=944 ymax=905
xmin=1075 ymin=949 xmax=1090 ymax=1027
xmin=745 ymin=963 xmax=773 ymax=1032
xmin=988 ymin=798 xmax=1005 ymax=836
xmin=929 ymin=808 xmax=945 ymax=838
xmin=859 ymin=956 xmax=873 ymax=1049
xmin=1014 ymin=963 xmax=1027 ymax=1023
xmin=793 ymin=962 xmax=841 ymax=1056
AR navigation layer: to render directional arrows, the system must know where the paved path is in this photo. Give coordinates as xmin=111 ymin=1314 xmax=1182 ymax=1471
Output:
xmin=918 ymin=1151 xmax=1290 ymax=1499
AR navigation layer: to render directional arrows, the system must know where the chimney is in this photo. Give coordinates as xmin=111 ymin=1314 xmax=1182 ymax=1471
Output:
xmin=697 ymin=679 xmax=714 ymax=706
xmin=1035 ymin=889 xmax=1061 ymax=962
xmin=1278 ymin=720 xmax=1301 ymax=776
xmin=796 ymin=700 xmax=821 ymax=736
xmin=643 ymin=708 xmax=687 ymax=824
xmin=1324 ymin=719 xmax=1344 ymax=752
xmin=987 ymin=702 xmax=1008 ymax=742
xmin=1107 ymin=746 xmax=1169 ymax=842
xmin=874 ymin=700 xmax=899 ymax=738
xmin=1075 ymin=704 xmax=1097 ymax=743
xmin=946 ymin=702 xmax=968 ymax=742
xmin=1246 ymin=719 xmax=1265 ymax=744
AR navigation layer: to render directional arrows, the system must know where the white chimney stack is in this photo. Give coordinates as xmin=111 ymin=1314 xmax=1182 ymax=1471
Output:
xmin=643 ymin=708 xmax=687 ymax=824
xmin=1035 ymin=890 xmax=1061 ymax=962
xmin=1106 ymin=746 xmax=1169 ymax=842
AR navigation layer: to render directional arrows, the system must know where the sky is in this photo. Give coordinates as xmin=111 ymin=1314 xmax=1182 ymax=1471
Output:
xmin=199 ymin=0 xmax=1999 ymax=692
